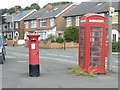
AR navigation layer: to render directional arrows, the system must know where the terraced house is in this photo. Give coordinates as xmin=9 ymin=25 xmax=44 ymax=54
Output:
xmin=2 ymin=7 xmax=37 ymax=42
xmin=24 ymin=3 xmax=76 ymax=40
xmin=64 ymin=2 xmax=120 ymax=42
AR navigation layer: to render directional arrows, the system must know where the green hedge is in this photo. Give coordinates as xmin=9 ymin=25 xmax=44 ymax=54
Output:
xmin=112 ymin=42 xmax=120 ymax=52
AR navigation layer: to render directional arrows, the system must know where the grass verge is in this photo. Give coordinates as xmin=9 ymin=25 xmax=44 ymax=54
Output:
xmin=66 ymin=66 xmax=96 ymax=77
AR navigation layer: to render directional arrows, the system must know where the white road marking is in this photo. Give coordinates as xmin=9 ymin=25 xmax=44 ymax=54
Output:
xmin=8 ymin=52 xmax=28 ymax=56
xmin=17 ymin=61 xmax=27 ymax=63
xmin=43 ymin=53 xmax=73 ymax=58
xmin=6 ymin=56 xmax=16 ymax=58
xmin=41 ymin=56 xmax=76 ymax=64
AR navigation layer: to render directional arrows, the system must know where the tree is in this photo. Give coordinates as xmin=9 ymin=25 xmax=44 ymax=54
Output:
xmin=7 ymin=7 xmax=15 ymax=14
xmin=2 ymin=8 xmax=8 ymax=14
xmin=24 ymin=6 xmax=31 ymax=10
xmin=64 ymin=26 xmax=79 ymax=43
xmin=30 ymin=3 xmax=40 ymax=10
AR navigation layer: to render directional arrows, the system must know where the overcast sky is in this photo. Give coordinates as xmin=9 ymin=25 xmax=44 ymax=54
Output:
xmin=0 ymin=0 xmax=91 ymax=9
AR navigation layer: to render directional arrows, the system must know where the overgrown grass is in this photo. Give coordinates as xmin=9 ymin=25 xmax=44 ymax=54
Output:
xmin=66 ymin=66 xmax=96 ymax=77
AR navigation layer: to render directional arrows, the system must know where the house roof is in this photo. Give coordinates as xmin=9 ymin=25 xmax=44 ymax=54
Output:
xmin=25 ymin=3 xmax=74 ymax=20
xmin=5 ymin=9 xmax=36 ymax=22
xmin=64 ymin=2 xmax=119 ymax=17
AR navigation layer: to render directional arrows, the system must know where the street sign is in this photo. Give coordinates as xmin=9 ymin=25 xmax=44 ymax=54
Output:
xmin=109 ymin=7 xmax=115 ymax=17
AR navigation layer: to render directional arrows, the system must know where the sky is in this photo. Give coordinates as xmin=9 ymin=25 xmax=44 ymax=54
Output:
xmin=0 ymin=0 xmax=90 ymax=9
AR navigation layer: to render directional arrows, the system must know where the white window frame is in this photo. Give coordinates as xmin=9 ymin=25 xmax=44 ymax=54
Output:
xmin=38 ymin=31 xmax=47 ymax=40
xmin=40 ymin=19 xmax=47 ymax=27
xmin=10 ymin=23 xmax=12 ymax=29
xmin=15 ymin=22 xmax=18 ymax=28
xmin=76 ymin=16 xmax=80 ymax=26
xmin=66 ymin=17 xmax=72 ymax=27
xmin=10 ymin=22 xmax=14 ymax=29
xmin=25 ymin=21 xmax=29 ymax=28
xmin=50 ymin=18 xmax=55 ymax=26
xmin=31 ymin=20 xmax=37 ymax=28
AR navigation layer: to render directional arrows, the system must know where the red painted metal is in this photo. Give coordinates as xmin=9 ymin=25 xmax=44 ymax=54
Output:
xmin=27 ymin=34 xmax=40 ymax=65
xmin=78 ymin=14 xmax=107 ymax=74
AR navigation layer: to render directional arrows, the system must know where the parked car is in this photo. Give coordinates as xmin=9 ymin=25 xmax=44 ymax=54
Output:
xmin=0 ymin=35 xmax=7 ymax=64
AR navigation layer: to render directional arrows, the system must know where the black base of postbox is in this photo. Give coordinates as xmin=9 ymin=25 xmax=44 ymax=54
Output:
xmin=29 ymin=64 xmax=40 ymax=77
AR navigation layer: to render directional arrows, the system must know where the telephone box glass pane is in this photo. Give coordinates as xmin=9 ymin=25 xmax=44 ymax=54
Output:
xmin=90 ymin=63 xmax=102 ymax=67
xmin=80 ymin=61 xmax=84 ymax=66
xmin=91 ymin=27 xmax=103 ymax=31
xmin=80 ymin=56 xmax=84 ymax=60
xmin=91 ymin=57 xmax=102 ymax=61
xmin=90 ymin=47 xmax=101 ymax=51
xmin=80 ymin=56 xmax=84 ymax=66
xmin=90 ymin=42 xmax=101 ymax=46
xmin=80 ymin=47 xmax=84 ymax=51
xmin=91 ymin=32 xmax=102 ymax=36
xmin=80 ymin=51 xmax=84 ymax=56
xmin=80 ymin=42 xmax=84 ymax=45
xmin=80 ymin=27 xmax=85 ymax=35
xmin=80 ymin=37 xmax=84 ymax=41
xmin=90 ymin=53 xmax=101 ymax=56
xmin=90 ymin=37 xmax=101 ymax=41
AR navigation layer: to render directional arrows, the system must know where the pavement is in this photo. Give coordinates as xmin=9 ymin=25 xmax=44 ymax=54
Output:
xmin=1 ymin=46 xmax=119 ymax=88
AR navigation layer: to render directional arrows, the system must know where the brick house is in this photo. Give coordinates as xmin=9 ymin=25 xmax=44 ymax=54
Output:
xmin=24 ymin=3 xmax=76 ymax=40
xmin=64 ymin=2 xmax=120 ymax=42
xmin=2 ymin=9 xmax=37 ymax=42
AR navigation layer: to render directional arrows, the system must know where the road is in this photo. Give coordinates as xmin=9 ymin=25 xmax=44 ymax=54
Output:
xmin=1 ymin=46 xmax=119 ymax=88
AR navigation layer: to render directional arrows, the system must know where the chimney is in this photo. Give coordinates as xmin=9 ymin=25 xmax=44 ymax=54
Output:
xmin=15 ymin=6 xmax=21 ymax=14
xmin=44 ymin=3 xmax=53 ymax=11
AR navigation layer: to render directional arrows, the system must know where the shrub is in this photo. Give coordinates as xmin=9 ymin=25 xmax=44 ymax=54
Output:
xmin=64 ymin=26 xmax=78 ymax=43
xmin=45 ymin=34 xmax=56 ymax=42
xmin=112 ymin=42 xmax=120 ymax=52
xmin=55 ymin=37 xmax=64 ymax=43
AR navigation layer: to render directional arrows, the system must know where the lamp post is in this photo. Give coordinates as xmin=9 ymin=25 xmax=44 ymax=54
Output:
xmin=107 ymin=1 xmax=113 ymax=72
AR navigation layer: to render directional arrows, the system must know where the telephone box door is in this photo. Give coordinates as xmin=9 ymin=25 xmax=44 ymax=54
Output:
xmin=89 ymin=25 xmax=106 ymax=73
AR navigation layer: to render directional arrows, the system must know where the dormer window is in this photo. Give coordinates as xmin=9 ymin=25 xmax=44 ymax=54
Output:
xmin=97 ymin=2 xmax=103 ymax=6
xmin=53 ymin=8 xmax=58 ymax=11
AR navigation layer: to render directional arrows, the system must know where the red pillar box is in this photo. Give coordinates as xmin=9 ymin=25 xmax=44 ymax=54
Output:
xmin=27 ymin=34 xmax=40 ymax=77
xmin=78 ymin=14 xmax=107 ymax=74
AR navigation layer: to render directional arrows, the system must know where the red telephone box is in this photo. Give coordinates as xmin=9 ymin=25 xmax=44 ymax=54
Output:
xmin=78 ymin=14 xmax=107 ymax=74
xmin=27 ymin=34 xmax=40 ymax=77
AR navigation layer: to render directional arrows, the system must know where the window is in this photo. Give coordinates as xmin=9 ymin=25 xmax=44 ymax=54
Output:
xmin=90 ymin=42 xmax=101 ymax=46
xmin=38 ymin=31 xmax=47 ymax=40
xmin=31 ymin=20 xmax=37 ymax=28
xmin=112 ymin=34 xmax=116 ymax=42
xmin=66 ymin=17 xmax=72 ymax=27
xmin=25 ymin=21 xmax=29 ymax=28
xmin=50 ymin=18 xmax=54 ymax=26
xmin=90 ymin=47 xmax=101 ymax=51
xmin=9 ymin=23 xmax=12 ymax=29
xmin=10 ymin=23 xmax=14 ymax=29
xmin=40 ymin=19 xmax=47 ymax=27
xmin=112 ymin=30 xmax=119 ymax=42
xmin=90 ymin=53 xmax=101 ymax=56
xmin=90 ymin=63 xmax=101 ymax=67
xmin=76 ymin=16 xmax=80 ymax=26
xmin=15 ymin=22 xmax=18 ymax=28
xmin=91 ymin=57 xmax=102 ymax=61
